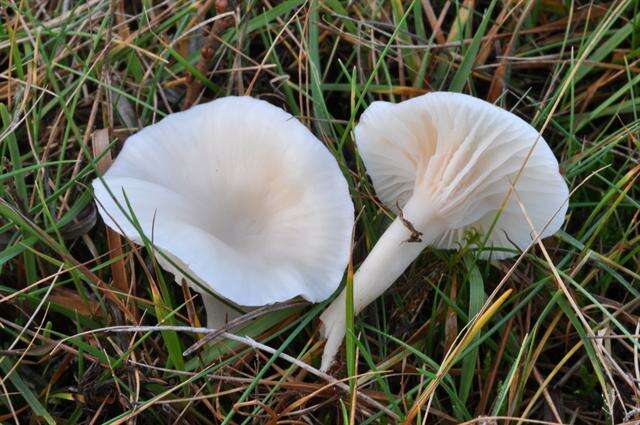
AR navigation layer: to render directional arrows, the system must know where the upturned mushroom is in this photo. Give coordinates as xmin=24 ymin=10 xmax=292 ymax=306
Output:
xmin=93 ymin=96 xmax=354 ymax=328
xmin=319 ymin=92 xmax=569 ymax=371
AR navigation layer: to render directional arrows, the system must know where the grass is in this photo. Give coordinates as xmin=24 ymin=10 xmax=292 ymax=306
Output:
xmin=1 ymin=0 xmax=640 ymax=423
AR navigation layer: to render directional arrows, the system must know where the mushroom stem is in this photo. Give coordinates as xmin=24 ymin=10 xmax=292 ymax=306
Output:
xmin=202 ymin=293 xmax=243 ymax=329
xmin=319 ymin=195 xmax=445 ymax=371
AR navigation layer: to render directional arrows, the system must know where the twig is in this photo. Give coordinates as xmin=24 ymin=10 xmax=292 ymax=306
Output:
xmin=182 ymin=0 xmax=234 ymax=109
xmin=182 ymin=300 xmax=307 ymax=356
xmin=396 ymin=201 xmax=423 ymax=243
xmin=52 ymin=325 xmax=399 ymax=420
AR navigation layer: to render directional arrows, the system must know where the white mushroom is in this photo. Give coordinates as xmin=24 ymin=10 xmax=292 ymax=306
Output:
xmin=319 ymin=92 xmax=569 ymax=371
xmin=93 ymin=96 xmax=354 ymax=328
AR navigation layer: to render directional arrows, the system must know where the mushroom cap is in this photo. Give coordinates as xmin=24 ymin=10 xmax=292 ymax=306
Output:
xmin=93 ymin=96 xmax=354 ymax=306
xmin=354 ymin=92 xmax=568 ymax=259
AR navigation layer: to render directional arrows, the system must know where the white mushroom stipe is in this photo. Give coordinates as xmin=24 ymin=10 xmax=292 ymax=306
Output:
xmin=93 ymin=96 xmax=354 ymax=329
xmin=319 ymin=92 xmax=569 ymax=371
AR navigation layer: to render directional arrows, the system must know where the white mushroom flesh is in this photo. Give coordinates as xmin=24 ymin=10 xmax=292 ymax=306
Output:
xmin=320 ymin=92 xmax=568 ymax=371
xmin=93 ymin=96 xmax=354 ymax=328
